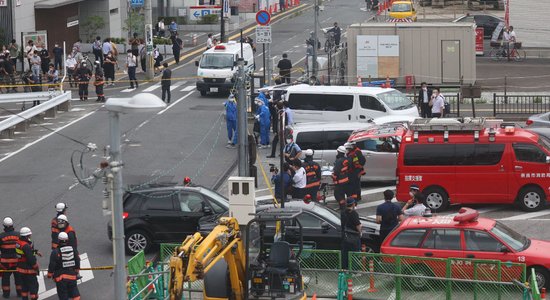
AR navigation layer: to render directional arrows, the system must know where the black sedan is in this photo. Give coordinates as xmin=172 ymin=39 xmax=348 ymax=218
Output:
xmin=199 ymin=200 xmax=381 ymax=252
xmin=453 ymin=13 xmax=504 ymax=39
xmin=107 ymin=183 xmax=229 ymax=255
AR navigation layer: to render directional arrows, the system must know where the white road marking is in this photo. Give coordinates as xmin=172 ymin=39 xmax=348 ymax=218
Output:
xmin=325 ymin=186 xmax=396 ymax=202
xmin=143 ymin=83 xmax=161 ymax=92
xmin=40 ymin=253 xmax=94 ymax=299
xmin=156 ymin=91 xmax=195 ymax=115
xmin=498 ymin=210 xmax=550 ymax=221
xmin=170 ymin=81 xmax=185 ymax=91
xmin=0 ymin=110 xmax=96 ymax=165
xmin=180 ymin=86 xmax=195 ymax=92
xmin=121 ymin=88 xmax=136 ymax=93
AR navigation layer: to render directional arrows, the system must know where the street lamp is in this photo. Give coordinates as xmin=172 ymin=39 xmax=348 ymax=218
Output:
xmin=104 ymin=93 xmax=166 ymax=300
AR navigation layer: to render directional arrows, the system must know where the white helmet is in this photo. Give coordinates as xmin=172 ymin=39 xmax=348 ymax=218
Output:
xmin=58 ymin=232 xmax=69 ymax=241
xmin=344 ymin=142 xmax=355 ymax=149
xmin=55 ymin=203 xmax=67 ymax=213
xmin=2 ymin=217 xmax=13 ymax=227
xmin=304 ymin=149 xmax=314 ymax=157
xmin=57 ymin=214 xmax=68 ymax=223
xmin=20 ymin=227 xmax=32 ymax=237
xmin=337 ymin=146 xmax=347 ymax=154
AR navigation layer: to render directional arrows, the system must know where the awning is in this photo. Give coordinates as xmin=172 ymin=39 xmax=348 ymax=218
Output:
xmin=34 ymin=0 xmax=83 ymax=9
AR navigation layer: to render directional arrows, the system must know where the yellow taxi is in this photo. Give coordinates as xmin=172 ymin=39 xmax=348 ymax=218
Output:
xmin=389 ymin=1 xmax=417 ymax=21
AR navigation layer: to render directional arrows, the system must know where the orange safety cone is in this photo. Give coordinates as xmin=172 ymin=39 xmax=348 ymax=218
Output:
xmin=347 ymin=278 xmax=353 ymax=300
xmin=311 ymin=293 xmax=317 ymax=300
xmin=357 ymin=76 xmax=362 ymax=87
xmin=367 ymin=259 xmax=378 ymax=292
xmin=542 ymin=288 xmax=547 ymax=299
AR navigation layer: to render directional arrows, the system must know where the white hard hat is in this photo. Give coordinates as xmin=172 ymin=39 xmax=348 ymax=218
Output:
xmin=20 ymin=227 xmax=32 ymax=237
xmin=58 ymin=232 xmax=69 ymax=241
xmin=3 ymin=217 xmax=13 ymax=227
xmin=55 ymin=203 xmax=67 ymax=213
xmin=337 ymin=146 xmax=347 ymax=154
xmin=57 ymin=214 xmax=68 ymax=223
xmin=304 ymin=149 xmax=314 ymax=156
xmin=344 ymin=142 xmax=355 ymax=149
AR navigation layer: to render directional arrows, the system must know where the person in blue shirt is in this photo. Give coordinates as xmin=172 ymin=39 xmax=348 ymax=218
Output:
xmin=376 ymin=190 xmax=403 ymax=243
xmin=283 ymin=136 xmax=302 ymax=164
xmin=272 ymin=163 xmax=292 ymax=201
xmin=255 ymin=99 xmax=271 ymax=148
xmin=52 ymin=43 xmax=63 ymax=71
xmin=169 ymin=21 xmax=178 ymax=36
xmin=224 ymin=94 xmax=238 ymax=148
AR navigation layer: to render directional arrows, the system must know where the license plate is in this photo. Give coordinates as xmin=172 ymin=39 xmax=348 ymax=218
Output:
xmin=210 ymin=87 xmax=219 ymax=92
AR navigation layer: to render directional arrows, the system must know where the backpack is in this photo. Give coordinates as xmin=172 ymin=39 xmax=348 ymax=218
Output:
xmin=441 ymin=94 xmax=451 ymax=115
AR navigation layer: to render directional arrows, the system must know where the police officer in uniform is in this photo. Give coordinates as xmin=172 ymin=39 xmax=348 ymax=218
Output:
xmin=51 ymin=215 xmax=77 ymax=250
xmin=47 ymin=232 xmax=81 ymax=300
xmin=302 ymin=149 xmax=321 ymax=201
xmin=16 ymin=227 xmax=40 ymax=300
xmin=345 ymin=142 xmax=366 ymax=201
xmin=0 ymin=217 xmax=21 ymax=297
xmin=332 ymin=146 xmax=351 ymax=208
xmin=51 ymin=203 xmax=68 ymax=249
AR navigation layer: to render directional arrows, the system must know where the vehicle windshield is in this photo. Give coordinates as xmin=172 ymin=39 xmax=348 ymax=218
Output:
xmin=198 ymin=188 xmax=229 ymax=209
xmin=311 ymin=204 xmax=341 ymax=225
xmin=392 ymin=3 xmax=411 ymax=12
xmin=491 ymin=221 xmax=529 ymax=252
xmin=538 ymin=135 xmax=550 ymax=153
xmin=377 ymin=90 xmax=415 ymax=110
xmin=200 ymin=54 xmax=234 ymax=69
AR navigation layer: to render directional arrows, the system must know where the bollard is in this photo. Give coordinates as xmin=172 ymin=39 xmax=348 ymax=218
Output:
xmin=311 ymin=292 xmax=317 ymax=300
xmin=367 ymin=259 xmax=378 ymax=293
xmin=337 ymin=272 xmax=347 ymax=300
xmin=156 ymin=264 xmax=164 ymax=299
xmin=347 ymin=277 xmax=353 ymax=300
xmin=192 ymin=34 xmax=197 ymax=46
xmin=542 ymin=287 xmax=547 ymax=299
xmin=357 ymin=76 xmax=362 ymax=87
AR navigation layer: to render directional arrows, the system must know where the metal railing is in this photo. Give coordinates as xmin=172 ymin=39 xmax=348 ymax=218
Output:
xmin=406 ymin=93 xmax=462 ymax=117
xmin=493 ymin=94 xmax=550 ymax=115
xmin=0 ymin=91 xmax=71 ymax=138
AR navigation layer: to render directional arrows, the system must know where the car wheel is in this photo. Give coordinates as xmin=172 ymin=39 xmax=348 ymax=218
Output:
xmin=125 ymin=230 xmax=151 ymax=255
xmin=517 ymin=186 xmax=546 ymax=212
xmin=530 ymin=266 xmax=550 ymax=290
xmin=404 ymin=264 xmax=433 ymax=291
xmin=200 ymin=90 xmax=207 ymax=96
xmin=423 ymin=186 xmax=449 ymax=212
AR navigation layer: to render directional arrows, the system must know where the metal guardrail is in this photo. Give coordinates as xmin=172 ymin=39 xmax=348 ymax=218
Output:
xmin=0 ymin=91 xmax=62 ymax=103
xmin=493 ymin=94 xmax=550 ymax=115
xmin=0 ymin=91 xmax=71 ymax=138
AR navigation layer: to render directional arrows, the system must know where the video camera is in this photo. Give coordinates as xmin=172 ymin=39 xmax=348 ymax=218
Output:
xmin=269 ymin=164 xmax=279 ymax=174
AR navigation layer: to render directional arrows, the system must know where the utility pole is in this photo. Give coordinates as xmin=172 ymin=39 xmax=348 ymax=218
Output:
xmin=144 ymin=0 xmax=154 ymax=80
xmin=220 ymin=0 xmax=226 ymax=43
xmin=237 ymin=31 xmax=248 ymax=176
xmin=312 ymin=0 xmax=319 ymax=77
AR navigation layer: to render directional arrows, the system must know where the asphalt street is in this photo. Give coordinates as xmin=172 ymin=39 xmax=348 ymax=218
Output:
xmin=0 ymin=0 xmax=374 ymax=298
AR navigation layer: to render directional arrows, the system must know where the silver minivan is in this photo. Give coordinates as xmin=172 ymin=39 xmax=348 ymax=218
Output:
xmin=285 ymin=85 xmax=419 ymax=123
xmin=291 ymin=120 xmax=409 ymax=182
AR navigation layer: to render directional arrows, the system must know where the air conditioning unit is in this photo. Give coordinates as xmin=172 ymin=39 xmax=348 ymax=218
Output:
xmin=228 ymin=177 xmax=256 ymax=225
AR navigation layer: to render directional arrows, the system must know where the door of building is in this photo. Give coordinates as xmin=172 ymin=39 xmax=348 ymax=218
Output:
xmin=441 ymin=40 xmax=461 ymax=83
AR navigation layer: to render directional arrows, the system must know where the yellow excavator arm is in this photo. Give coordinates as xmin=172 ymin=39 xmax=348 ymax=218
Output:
xmin=168 ymin=217 xmax=246 ymax=300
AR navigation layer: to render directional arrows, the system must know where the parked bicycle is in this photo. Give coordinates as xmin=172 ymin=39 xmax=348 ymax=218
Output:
xmin=489 ymin=42 xmax=526 ymax=62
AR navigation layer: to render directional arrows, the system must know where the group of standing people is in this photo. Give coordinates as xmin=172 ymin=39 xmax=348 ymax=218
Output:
xmin=417 ymin=82 xmax=447 ymax=118
xmin=0 ymin=202 xmax=80 ymax=300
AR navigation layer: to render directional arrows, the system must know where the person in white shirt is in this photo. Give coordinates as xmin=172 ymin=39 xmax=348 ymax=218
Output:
xmin=402 ymin=193 xmax=427 ymax=217
xmin=65 ymin=54 xmax=77 ymax=87
xmin=158 ymin=19 xmax=165 ymax=37
xmin=290 ymin=159 xmax=307 ymax=199
xmin=206 ymin=33 xmax=214 ymax=50
xmin=126 ymin=49 xmax=138 ymax=89
xmin=430 ymin=88 xmax=445 ymax=118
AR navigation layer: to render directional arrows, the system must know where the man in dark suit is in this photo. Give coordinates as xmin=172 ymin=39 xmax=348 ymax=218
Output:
xmin=418 ymin=82 xmax=433 ymax=118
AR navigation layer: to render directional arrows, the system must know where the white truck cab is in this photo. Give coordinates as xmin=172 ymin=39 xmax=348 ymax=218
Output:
xmin=195 ymin=41 xmax=255 ymax=96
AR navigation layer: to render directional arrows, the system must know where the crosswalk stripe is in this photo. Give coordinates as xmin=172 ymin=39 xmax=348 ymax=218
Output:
xmin=170 ymin=81 xmax=185 ymax=91
xmin=121 ymin=88 xmax=136 ymax=93
xmin=143 ymin=84 xmax=161 ymax=92
xmin=181 ymin=86 xmax=195 ymax=92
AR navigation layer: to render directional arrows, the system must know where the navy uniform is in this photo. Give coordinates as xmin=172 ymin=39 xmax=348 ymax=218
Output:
xmin=51 ymin=215 xmax=77 ymax=250
xmin=16 ymin=227 xmax=39 ymax=300
xmin=303 ymin=150 xmax=321 ymax=201
xmin=345 ymin=142 xmax=366 ymax=201
xmin=48 ymin=232 xmax=81 ymax=300
xmin=0 ymin=217 xmax=21 ymax=297
xmin=332 ymin=146 xmax=351 ymax=208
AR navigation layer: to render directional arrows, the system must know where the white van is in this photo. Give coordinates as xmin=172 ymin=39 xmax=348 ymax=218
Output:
xmin=195 ymin=41 xmax=255 ymax=96
xmin=285 ymin=85 xmax=419 ymax=123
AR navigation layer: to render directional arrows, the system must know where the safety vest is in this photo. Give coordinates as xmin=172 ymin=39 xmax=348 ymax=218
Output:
xmin=348 ymin=147 xmax=366 ymax=176
xmin=332 ymin=157 xmax=350 ymax=185
xmin=0 ymin=229 xmax=19 ymax=264
xmin=48 ymin=245 xmax=80 ymax=282
xmin=304 ymin=161 xmax=321 ymax=188
xmin=52 ymin=226 xmax=77 ymax=250
xmin=15 ymin=239 xmax=38 ymax=275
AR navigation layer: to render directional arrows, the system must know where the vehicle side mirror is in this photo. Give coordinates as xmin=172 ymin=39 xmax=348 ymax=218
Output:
xmin=321 ymin=222 xmax=330 ymax=233
xmin=546 ymin=156 xmax=550 ymax=164
xmin=500 ymin=245 xmax=510 ymax=253
xmin=195 ymin=60 xmax=199 ymax=67
xmin=203 ymin=206 xmax=212 ymax=215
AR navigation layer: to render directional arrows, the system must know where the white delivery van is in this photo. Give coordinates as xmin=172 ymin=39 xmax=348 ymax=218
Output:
xmin=284 ymin=85 xmax=419 ymax=123
xmin=195 ymin=41 xmax=255 ymax=96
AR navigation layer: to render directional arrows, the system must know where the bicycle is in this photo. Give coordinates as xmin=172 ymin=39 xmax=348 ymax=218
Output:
xmin=489 ymin=42 xmax=526 ymax=62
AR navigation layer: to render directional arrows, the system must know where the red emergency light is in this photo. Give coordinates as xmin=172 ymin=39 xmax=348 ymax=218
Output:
xmin=453 ymin=207 xmax=479 ymax=223
xmin=214 ymin=45 xmax=226 ymax=50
